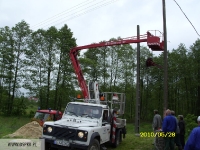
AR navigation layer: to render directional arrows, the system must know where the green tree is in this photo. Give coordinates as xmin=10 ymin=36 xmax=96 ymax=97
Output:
xmin=55 ymin=24 xmax=77 ymax=110
xmin=24 ymin=29 xmax=47 ymax=108
xmin=0 ymin=26 xmax=10 ymax=112
xmin=188 ymin=39 xmax=200 ymax=115
xmin=42 ymin=26 xmax=58 ymax=108
xmin=11 ymin=20 xmax=31 ymax=114
xmin=0 ymin=21 xmax=31 ymax=115
xmin=0 ymin=26 xmax=15 ymax=114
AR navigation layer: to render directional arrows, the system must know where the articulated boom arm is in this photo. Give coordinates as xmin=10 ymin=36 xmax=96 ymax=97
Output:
xmin=70 ymin=31 xmax=164 ymax=99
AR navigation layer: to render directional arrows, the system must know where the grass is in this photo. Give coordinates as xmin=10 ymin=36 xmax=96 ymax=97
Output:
xmin=0 ymin=116 xmax=31 ymax=138
xmin=0 ymin=115 xmax=156 ymax=150
xmin=106 ymin=122 xmax=154 ymax=150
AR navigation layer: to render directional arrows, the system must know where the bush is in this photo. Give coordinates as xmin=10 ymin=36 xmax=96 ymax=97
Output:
xmin=12 ymin=99 xmax=27 ymax=116
xmin=184 ymin=114 xmax=197 ymax=140
xmin=29 ymin=110 xmax=35 ymax=118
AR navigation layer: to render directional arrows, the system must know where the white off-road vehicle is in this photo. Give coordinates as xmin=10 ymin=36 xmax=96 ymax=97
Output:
xmin=41 ymin=92 xmax=126 ymax=150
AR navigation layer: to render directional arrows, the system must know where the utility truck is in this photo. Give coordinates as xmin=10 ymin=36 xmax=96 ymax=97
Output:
xmin=41 ymin=31 xmax=164 ymax=150
xmin=32 ymin=108 xmax=62 ymax=126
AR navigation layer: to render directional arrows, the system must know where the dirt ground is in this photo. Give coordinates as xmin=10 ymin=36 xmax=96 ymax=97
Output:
xmin=5 ymin=121 xmax=42 ymax=138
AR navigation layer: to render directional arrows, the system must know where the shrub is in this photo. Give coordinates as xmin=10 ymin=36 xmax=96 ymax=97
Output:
xmin=184 ymin=114 xmax=197 ymax=140
xmin=12 ymin=99 xmax=27 ymax=116
xmin=29 ymin=110 xmax=35 ymax=118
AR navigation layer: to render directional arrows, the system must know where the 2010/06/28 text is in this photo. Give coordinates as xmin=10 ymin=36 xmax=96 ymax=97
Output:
xmin=140 ymin=132 xmax=175 ymax=138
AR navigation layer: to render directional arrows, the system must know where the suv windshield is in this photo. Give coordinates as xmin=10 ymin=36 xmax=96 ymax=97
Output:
xmin=65 ymin=104 xmax=102 ymax=119
xmin=34 ymin=112 xmax=50 ymax=121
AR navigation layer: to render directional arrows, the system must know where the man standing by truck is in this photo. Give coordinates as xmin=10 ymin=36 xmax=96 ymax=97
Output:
xmin=171 ymin=110 xmax=182 ymax=150
xmin=162 ymin=109 xmax=177 ymax=150
xmin=152 ymin=109 xmax=162 ymax=144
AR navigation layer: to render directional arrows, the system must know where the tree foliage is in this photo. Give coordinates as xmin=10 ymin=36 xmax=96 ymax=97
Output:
xmin=0 ymin=20 xmax=200 ymax=121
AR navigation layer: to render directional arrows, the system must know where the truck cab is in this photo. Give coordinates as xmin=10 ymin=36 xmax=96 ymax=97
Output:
xmin=32 ymin=109 xmax=62 ymax=126
xmin=42 ymin=92 xmax=126 ymax=150
xmin=42 ymin=102 xmax=112 ymax=150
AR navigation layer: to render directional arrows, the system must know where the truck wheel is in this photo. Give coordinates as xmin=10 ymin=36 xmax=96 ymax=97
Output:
xmin=45 ymin=143 xmax=56 ymax=150
xmin=119 ymin=131 xmax=122 ymax=143
xmin=88 ymin=139 xmax=100 ymax=150
xmin=112 ymin=130 xmax=120 ymax=148
xmin=45 ymin=142 xmax=50 ymax=150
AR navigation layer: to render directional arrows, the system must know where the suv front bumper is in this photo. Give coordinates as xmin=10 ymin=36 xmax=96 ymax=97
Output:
xmin=40 ymin=137 xmax=88 ymax=150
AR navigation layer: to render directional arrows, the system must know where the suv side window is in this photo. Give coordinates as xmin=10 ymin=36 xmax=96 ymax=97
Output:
xmin=102 ymin=110 xmax=109 ymax=122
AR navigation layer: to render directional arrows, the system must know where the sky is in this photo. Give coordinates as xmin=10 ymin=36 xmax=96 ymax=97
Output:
xmin=1 ymin=0 xmax=200 ymax=96
xmin=1 ymin=0 xmax=200 ymax=56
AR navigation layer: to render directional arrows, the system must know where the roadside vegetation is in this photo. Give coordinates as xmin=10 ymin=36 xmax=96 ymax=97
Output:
xmin=1 ymin=20 xmax=200 ymax=121
xmin=0 ymin=104 xmax=198 ymax=149
xmin=0 ymin=116 xmax=30 ymax=138
xmin=0 ymin=114 xmax=154 ymax=150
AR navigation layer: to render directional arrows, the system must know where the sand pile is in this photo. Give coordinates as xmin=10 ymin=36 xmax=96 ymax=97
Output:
xmin=6 ymin=121 xmax=43 ymax=138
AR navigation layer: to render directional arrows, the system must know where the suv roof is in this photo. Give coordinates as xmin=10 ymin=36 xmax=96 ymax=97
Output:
xmin=69 ymin=102 xmax=108 ymax=108
xmin=36 ymin=110 xmax=62 ymax=114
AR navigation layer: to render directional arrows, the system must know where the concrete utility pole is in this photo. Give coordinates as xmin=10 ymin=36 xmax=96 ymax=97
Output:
xmin=135 ymin=25 xmax=140 ymax=134
xmin=162 ymin=0 xmax=168 ymax=114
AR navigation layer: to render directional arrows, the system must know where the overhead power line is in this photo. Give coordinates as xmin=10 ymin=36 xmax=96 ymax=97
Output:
xmin=48 ymin=0 xmax=120 ymax=28
xmin=32 ymin=0 xmax=94 ymax=28
xmin=32 ymin=0 xmax=120 ymax=29
xmin=173 ymin=0 xmax=200 ymax=37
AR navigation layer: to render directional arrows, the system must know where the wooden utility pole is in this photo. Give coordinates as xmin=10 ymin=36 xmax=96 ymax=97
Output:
xmin=135 ymin=25 xmax=140 ymax=134
xmin=162 ymin=0 xmax=168 ymax=114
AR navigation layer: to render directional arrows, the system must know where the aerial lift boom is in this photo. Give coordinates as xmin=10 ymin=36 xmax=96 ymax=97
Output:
xmin=70 ymin=31 xmax=164 ymax=99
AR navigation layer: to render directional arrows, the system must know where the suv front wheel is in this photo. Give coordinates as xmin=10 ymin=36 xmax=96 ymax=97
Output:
xmin=87 ymin=139 xmax=100 ymax=150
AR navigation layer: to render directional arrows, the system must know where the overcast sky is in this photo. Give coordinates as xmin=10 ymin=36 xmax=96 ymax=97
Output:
xmin=1 ymin=0 xmax=200 ymax=55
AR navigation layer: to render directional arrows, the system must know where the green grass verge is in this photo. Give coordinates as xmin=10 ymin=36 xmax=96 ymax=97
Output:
xmin=0 ymin=116 xmax=31 ymax=138
xmin=0 ymin=116 xmax=156 ymax=150
xmin=106 ymin=123 xmax=154 ymax=150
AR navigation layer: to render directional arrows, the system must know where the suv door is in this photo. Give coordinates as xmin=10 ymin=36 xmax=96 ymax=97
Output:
xmin=101 ymin=109 xmax=111 ymax=142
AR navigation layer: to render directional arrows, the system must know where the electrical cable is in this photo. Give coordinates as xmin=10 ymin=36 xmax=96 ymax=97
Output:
xmin=42 ymin=0 xmax=119 ymax=29
xmin=44 ymin=0 xmax=119 ymax=29
xmin=32 ymin=0 xmax=94 ymax=28
xmin=173 ymin=0 xmax=200 ymax=37
xmin=32 ymin=0 xmax=120 ymax=29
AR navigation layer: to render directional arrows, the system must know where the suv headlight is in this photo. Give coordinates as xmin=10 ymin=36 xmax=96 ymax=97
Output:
xmin=78 ymin=132 xmax=84 ymax=138
xmin=43 ymin=126 xmax=53 ymax=135
xmin=77 ymin=130 xmax=88 ymax=141
xmin=47 ymin=127 xmax=53 ymax=133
